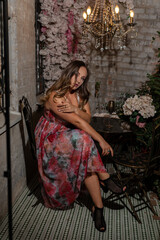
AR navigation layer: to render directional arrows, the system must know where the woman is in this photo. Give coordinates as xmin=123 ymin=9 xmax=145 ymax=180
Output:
xmin=35 ymin=60 xmax=124 ymax=232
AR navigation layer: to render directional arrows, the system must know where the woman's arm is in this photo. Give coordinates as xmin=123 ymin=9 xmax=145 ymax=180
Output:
xmin=46 ymin=92 xmax=113 ymax=156
xmin=57 ymin=96 xmax=91 ymax=123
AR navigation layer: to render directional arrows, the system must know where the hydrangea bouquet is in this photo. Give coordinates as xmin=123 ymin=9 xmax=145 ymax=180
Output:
xmin=122 ymin=95 xmax=156 ymax=128
xmin=117 ymin=94 xmax=156 ymax=149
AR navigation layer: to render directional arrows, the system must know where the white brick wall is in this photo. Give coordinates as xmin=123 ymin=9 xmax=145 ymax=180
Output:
xmin=89 ymin=0 xmax=160 ymax=113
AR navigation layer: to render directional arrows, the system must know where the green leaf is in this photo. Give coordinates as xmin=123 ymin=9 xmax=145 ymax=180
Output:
xmin=95 ymin=82 xmax=100 ymax=90
xmin=155 ymin=90 xmax=160 ymax=95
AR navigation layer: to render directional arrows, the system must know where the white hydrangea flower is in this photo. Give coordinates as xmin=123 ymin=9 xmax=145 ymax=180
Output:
xmin=39 ymin=49 xmax=48 ymax=55
xmin=40 ymin=35 xmax=46 ymax=41
xmin=63 ymin=0 xmax=74 ymax=8
xmin=123 ymin=95 xmax=156 ymax=119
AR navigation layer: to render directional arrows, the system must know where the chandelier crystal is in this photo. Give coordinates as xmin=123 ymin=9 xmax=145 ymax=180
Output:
xmin=82 ymin=0 xmax=137 ymax=52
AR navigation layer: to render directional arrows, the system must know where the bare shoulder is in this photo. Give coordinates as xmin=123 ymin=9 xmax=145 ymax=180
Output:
xmin=46 ymin=91 xmax=63 ymax=109
xmin=48 ymin=91 xmax=63 ymax=105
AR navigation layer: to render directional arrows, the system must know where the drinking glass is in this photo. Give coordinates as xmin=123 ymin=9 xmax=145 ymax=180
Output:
xmin=108 ymin=100 xmax=115 ymax=114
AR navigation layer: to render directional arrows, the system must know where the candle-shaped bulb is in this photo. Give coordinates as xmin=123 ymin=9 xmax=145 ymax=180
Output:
xmin=83 ymin=11 xmax=87 ymax=21
xmin=115 ymin=5 xmax=119 ymax=14
xmin=130 ymin=10 xmax=134 ymax=23
xmin=86 ymin=6 xmax=91 ymax=22
xmin=115 ymin=5 xmax=119 ymax=22
xmin=87 ymin=6 xmax=91 ymax=15
xmin=130 ymin=10 xmax=134 ymax=18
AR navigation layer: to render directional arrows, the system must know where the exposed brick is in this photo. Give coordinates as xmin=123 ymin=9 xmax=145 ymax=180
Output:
xmin=135 ymin=8 xmax=145 ymax=14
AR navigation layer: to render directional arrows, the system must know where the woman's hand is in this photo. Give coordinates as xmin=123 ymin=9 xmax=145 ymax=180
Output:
xmin=99 ymin=139 xmax=114 ymax=157
xmin=57 ymin=98 xmax=77 ymax=113
xmin=55 ymin=95 xmax=91 ymax=123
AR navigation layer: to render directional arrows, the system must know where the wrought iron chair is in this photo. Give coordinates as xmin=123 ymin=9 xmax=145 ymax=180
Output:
xmin=19 ymin=96 xmax=40 ymax=196
xmin=108 ymin=117 xmax=160 ymax=223
xmin=19 ymin=96 xmax=36 ymax=160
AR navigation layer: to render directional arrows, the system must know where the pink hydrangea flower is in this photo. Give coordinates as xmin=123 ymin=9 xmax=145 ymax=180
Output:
xmin=136 ymin=115 xmax=146 ymax=128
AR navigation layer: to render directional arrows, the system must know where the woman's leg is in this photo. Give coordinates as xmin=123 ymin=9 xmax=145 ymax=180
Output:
xmin=97 ymin=172 xmax=126 ymax=193
xmin=97 ymin=172 xmax=110 ymax=180
xmin=84 ymin=173 xmax=106 ymax=232
xmin=84 ymin=172 xmax=103 ymax=208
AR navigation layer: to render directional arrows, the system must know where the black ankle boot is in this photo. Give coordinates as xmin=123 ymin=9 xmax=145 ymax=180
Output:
xmin=99 ymin=176 xmax=125 ymax=194
xmin=92 ymin=207 xmax=106 ymax=232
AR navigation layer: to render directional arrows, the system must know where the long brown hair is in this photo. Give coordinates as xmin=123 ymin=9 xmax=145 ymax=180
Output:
xmin=41 ymin=60 xmax=90 ymax=109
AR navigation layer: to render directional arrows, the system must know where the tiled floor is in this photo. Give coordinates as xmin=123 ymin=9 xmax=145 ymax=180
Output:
xmin=0 ymin=177 xmax=160 ymax=240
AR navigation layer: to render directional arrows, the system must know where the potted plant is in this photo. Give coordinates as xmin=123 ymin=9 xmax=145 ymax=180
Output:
xmin=116 ymin=31 xmax=160 ymax=199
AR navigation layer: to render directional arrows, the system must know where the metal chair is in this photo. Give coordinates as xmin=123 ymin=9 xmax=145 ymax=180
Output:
xmin=19 ymin=96 xmax=40 ymax=196
xmin=108 ymin=117 xmax=160 ymax=223
xmin=19 ymin=96 xmax=36 ymax=160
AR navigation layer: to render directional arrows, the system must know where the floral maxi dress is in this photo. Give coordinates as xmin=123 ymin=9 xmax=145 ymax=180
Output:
xmin=34 ymin=109 xmax=106 ymax=209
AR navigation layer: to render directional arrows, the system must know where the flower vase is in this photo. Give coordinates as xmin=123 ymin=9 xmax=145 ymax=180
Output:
xmin=108 ymin=100 xmax=115 ymax=114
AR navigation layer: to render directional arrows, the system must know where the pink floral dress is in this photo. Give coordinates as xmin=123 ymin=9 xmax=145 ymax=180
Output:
xmin=34 ymin=109 xmax=106 ymax=209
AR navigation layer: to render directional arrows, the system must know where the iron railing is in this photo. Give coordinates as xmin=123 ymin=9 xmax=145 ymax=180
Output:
xmin=35 ymin=0 xmax=45 ymax=95
xmin=0 ymin=0 xmax=5 ymax=110
xmin=0 ymin=0 xmax=12 ymax=239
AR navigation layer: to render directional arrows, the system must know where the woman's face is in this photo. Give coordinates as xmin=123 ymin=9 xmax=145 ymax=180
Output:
xmin=70 ymin=66 xmax=87 ymax=90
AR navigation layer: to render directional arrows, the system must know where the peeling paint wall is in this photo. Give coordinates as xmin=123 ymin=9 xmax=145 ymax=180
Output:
xmin=0 ymin=0 xmax=37 ymax=220
xmin=8 ymin=0 xmax=36 ymax=111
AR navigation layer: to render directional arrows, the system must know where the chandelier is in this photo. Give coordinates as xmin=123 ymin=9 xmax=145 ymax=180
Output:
xmin=82 ymin=0 xmax=137 ymax=52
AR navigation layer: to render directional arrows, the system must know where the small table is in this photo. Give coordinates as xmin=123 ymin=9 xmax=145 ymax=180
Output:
xmin=91 ymin=115 xmax=134 ymax=157
xmin=91 ymin=114 xmax=132 ymax=138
